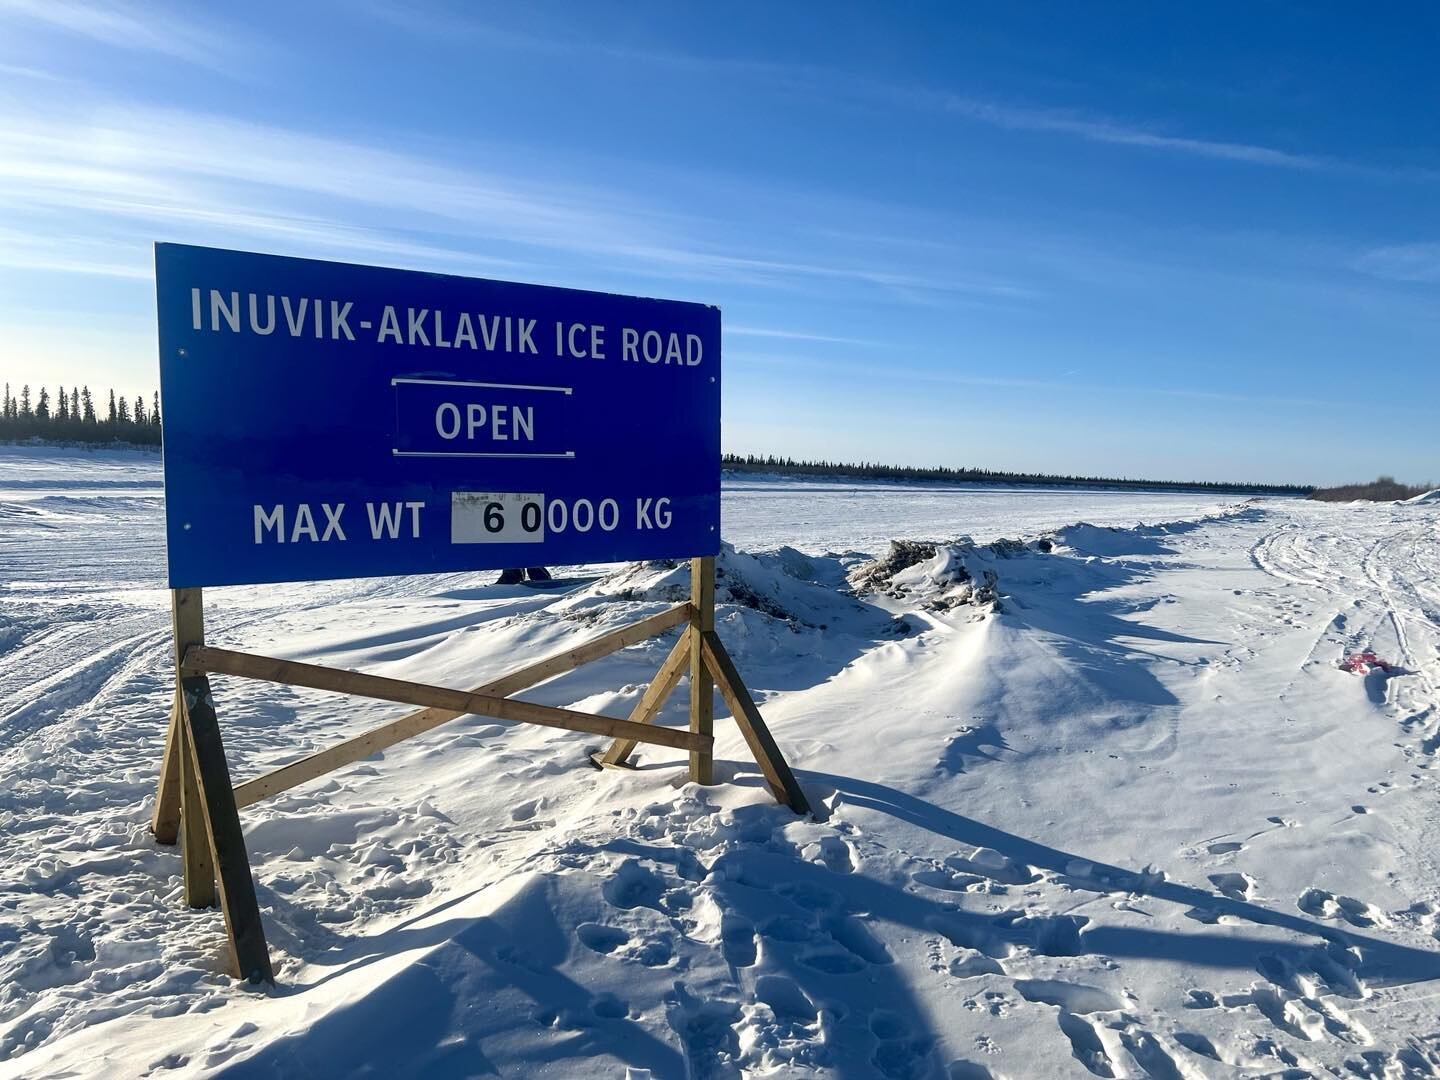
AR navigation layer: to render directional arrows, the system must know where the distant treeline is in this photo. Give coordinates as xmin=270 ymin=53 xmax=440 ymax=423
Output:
xmin=0 ymin=387 xmax=1335 ymax=496
xmin=1308 ymin=477 xmax=1431 ymax=502
xmin=1 ymin=383 xmax=161 ymax=446
xmin=723 ymin=453 xmax=1313 ymax=496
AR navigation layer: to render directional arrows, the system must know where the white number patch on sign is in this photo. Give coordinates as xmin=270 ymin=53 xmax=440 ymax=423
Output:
xmin=452 ymin=491 xmax=545 ymax=544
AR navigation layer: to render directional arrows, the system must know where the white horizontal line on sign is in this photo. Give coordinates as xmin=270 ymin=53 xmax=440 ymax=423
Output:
xmin=391 ymin=450 xmax=577 ymax=459
xmin=390 ymin=377 xmax=573 ymax=395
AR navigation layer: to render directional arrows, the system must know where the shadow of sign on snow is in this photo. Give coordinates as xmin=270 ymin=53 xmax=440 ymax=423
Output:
xmin=232 ymin=801 xmax=956 ymax=1079
xmin=813 ymin=772 xmax=1440 ymax=988
xmin=212 ymin=765 xmax=1440 ymax=1078
xmin=223 ymin=876 xmax=691 ymax=1079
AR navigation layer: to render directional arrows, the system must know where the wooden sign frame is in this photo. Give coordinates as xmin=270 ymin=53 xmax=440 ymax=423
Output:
xmin=150 ymin=557 xmax=808 ymax=982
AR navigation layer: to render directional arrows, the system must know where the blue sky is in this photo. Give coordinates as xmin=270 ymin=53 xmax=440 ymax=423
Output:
xmin=1 ymin=1 xmax=1436 ymax=485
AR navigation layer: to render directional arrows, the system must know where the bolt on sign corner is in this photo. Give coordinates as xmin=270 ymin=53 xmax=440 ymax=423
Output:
xmin=155 ymin=244 xmax=720 ymax=587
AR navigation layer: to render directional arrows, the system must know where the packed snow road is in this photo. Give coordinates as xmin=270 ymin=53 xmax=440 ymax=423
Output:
xmin=3 ymin=446 xmax=1439 ymax=1078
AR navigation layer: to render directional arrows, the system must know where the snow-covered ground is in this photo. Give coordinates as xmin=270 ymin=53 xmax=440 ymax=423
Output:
xmin=720 ymin=478 xmax=1246 ymax=555
xmin=3 ymin=445 xmax=1439 ymax=1078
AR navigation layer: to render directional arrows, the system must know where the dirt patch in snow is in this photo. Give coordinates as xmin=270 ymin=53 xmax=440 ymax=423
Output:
xmin=576 ymin=544 xmax=898 ymax=632
xmin=849 ymin=539 xmax=1011 ymax=613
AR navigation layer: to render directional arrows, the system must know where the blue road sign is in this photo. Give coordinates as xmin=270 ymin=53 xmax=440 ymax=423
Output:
xmin=155 ymin=244 xmax=720 ymax=588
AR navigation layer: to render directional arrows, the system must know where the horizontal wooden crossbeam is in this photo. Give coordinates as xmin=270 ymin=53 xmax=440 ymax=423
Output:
xmin=226 ymin=602 xmax=692 ymax=807
xmin=184 ymin=641 xmax=710 ymax=759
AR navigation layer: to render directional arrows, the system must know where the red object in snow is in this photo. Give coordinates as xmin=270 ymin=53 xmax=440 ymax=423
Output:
xmin=1341 ymin=651 xmax=1392 ymax=674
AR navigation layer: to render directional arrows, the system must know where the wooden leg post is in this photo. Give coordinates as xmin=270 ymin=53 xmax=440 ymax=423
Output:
xmin=689 ymin=556 xmax=715 ymax=785
xmin=181 ymin=674 xmax=274 ymax=983
xmin=152 ymin=587 xmax=204 ymax=843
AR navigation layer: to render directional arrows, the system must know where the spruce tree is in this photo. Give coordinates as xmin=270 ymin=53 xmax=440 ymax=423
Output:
xmin=151 ymin=392 xmax=162 ymax=427
xmin=2 ymin=382 xmax=9 ymax=420
xmin=134 ymin=396 xmax=146 ymax=425
xmin=57 ymin=386 xmax=69 ymax=422
xmin=81 ymin=387 xmax=95 ymax=423
xmin=117 ymin=396 xmax=130 ymax=424
xmin=35 ymin=387 xmax=49 ymax=420
xmin=107 ymin=389 xmax=117 ymax=424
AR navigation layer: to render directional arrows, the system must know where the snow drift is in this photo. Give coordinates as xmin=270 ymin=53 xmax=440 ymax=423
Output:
xmin=4 ymin=449 xmax=1440 ymax=1078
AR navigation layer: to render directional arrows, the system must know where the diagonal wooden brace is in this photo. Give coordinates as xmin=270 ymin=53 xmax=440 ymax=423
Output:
xmin=231 ymin=603 xmax=692 ymax=808
xmin=152 ymin=587 xmax=204 ymax=844
xmin=184 ymin=646 xmax=712 ymax=754
xmin=593 ymin=627 xmax=693 ymax=769
xmin=699 ymin=630 xmax=810 ymax=815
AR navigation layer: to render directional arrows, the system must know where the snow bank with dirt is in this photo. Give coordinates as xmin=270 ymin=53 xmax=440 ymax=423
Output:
xmin=4 ymin=446 xmax=1440 ymax=1078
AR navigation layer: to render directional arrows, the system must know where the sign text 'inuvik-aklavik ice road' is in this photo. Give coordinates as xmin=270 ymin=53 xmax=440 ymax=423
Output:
xmin=155 ymin=244 xmax=720 ymax=587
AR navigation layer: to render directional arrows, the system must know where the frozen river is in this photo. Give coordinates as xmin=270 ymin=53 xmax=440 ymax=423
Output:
xmin=723 ymin=476 xmax=1270 ymax=553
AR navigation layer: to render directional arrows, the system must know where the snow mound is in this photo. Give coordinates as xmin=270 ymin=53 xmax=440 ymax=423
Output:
xmin=1403 ymin=489 xmax=1440 ymax=504
xmin=1049 ymin=504 xmax=1266 ymax=556
xmin=849 ymin=538 xmax=1019 ymax=612
xmin=1050 ymin=521 xmax=1182 ymax=557
xmin=850 ymin=506 xmax=1264 ymax=611
xmin=565 ymin=543 xmax=893 ymax=632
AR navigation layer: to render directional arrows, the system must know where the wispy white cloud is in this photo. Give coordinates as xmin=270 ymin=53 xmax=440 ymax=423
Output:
xmin=0 ymin=0 xmax=235 ymax=70
xmin=0 ymin=223 xmax=151 ymax=279
xmin=0 ymin=101 xmax=1034 ymax=305
xmin=617 ymin=241 xmax=1033 ymax=301
xmin=369 ymin=10 xmax=1412 ymax=181
xmin=1354 ymin=242 xmax=1440 ymax=284
xmin=727 ymin=325 xmax=883 ymax=347
xmin=937 ymin=95 xmax=1328 ymax=171
xmin=0 ymin=103 xmax=683 ymax=280
xmin=0 ymin=61 xmax=64 ymax=82
xmin=729 ymin=350 xmax=1424 ymax=415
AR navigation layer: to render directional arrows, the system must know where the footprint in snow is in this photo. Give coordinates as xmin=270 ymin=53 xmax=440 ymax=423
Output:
xmin=591 ymin=992 xmax=629 ymax=1020
xmin=1172 ymin=1031 xmax=1224 ymax=1063
xmin=948 ymin=1057 xmax=1001 ymax=1078
xmin=912 ymin=867 xmax=986 ymax=893
xmin=961 ymin=991 xmax=1012 ymax=1018
xmin=720 ymin=914 xmax=757 ymax=968
xmin=575 ymin=922 xmax=629 ymax=954
xmin=1257 ymin=941 xmax=1367 ymax=1001
xmin=866 ymin=1010 xmax=941 ymax=1079
xmin=802 ymin=834 xmax=855 ymax=874
xmin=1208 ymin=871 xmax=1257 ymax=900
xmin=1297 ymin=887 xmax=1386 ymax=928
xmin=755 ymin=974 xmax=817 ymax=1023
xmin=602 ymin=859 xmax=668 ymax=912
xmin=944 ymin=847 xmax=1038 ymax=886
xmin=1013 ymin=978 xmax=1123 ymax=1013
xmin=947 ymin=949 xmax=1004 ymax=979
